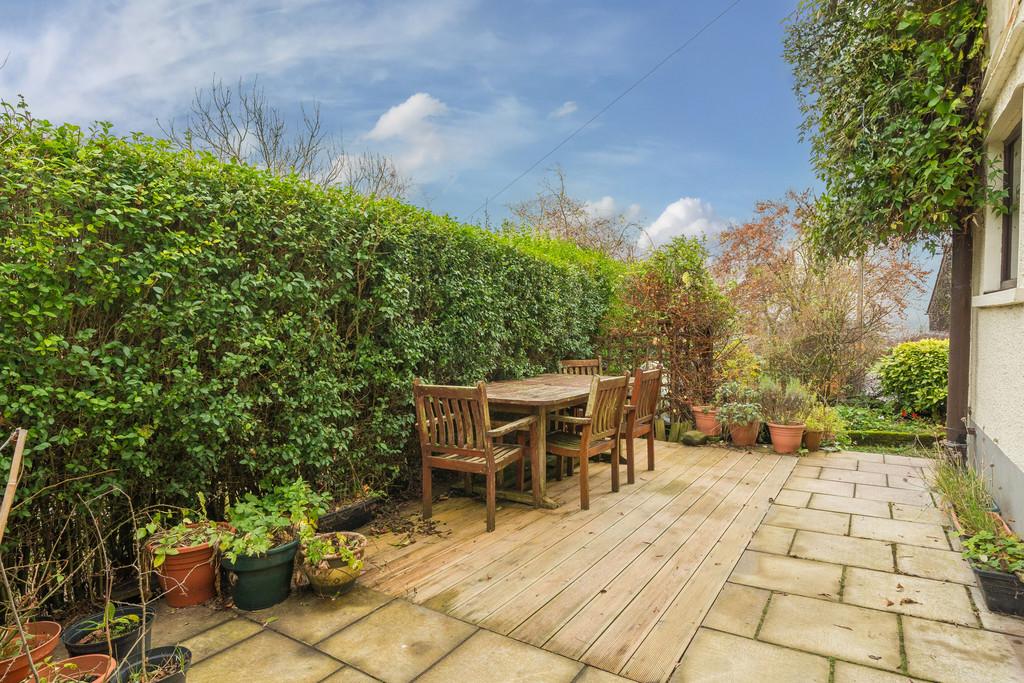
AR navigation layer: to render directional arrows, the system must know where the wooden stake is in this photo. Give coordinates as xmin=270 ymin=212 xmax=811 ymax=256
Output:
xmin=0 ymin=428 xmax=28 ymax=546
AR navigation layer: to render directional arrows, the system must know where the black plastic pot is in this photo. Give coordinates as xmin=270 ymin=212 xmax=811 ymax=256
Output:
xmin=221 ymin=538 xmax=299 ymax=611
xmin=63 ymin=604 xmax=153 ymax=663
xmin=114 ymin=645 xmax=192 ymax=683
xmin=973 ymin=565 xmax=1024 ymax=616
xmin=319 ymin=498 xmax=379 ymax=532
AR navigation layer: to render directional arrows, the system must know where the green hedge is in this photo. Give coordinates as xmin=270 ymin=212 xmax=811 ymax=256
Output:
xmin=846 ymin=430 xmax=941 ymax=447
xmin=0 ymin=113 xmax=620 ymax=607
xmin=874 ymin=338 xmax=949 ymax=417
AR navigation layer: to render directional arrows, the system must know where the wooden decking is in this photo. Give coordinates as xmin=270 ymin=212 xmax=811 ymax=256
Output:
xmin=360 ymin=443 xmax=796 ymax=682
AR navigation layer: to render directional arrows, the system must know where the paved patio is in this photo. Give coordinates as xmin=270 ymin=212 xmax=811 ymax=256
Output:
xmin=143 ymin=445 xmax=1024 ymax=682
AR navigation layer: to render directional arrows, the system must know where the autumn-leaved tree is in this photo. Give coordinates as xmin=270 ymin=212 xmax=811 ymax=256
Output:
xmin=714 ymin=191 xmax=927 ymax=400
xmin=784 ymin=1 xmax=996 ymax=443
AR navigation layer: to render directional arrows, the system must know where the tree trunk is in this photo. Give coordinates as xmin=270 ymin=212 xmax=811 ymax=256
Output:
xmin=946 ymin=226 xmax=972 ymax=458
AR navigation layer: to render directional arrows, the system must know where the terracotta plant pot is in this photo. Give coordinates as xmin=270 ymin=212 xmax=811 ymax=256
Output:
xmin=691 ymin=406 xmax=721 ymax=437
xmin=29 ymin=654 xmax=117 ymax=683
xmin=148 ymin=524 xmax=223 ymax=608
xmin=302 ymin=532 xmax=368 ymax=598
xmin=0 ymin=621 xmax=61 ymax=683
xmin=804 ymin=430 xmax=823 ymax=452
xmin=728 ymin=421 xmax=760 ymax=447
xmin=767 ymin=423 xmax=805 ymax=455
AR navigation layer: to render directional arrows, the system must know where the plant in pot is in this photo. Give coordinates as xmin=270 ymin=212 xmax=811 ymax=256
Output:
xmin=0 ymin=620 xmax=63 ymax=683
xmin=220 ymin=478 xmax=327 ymax=611
xmin=963 ymin=531 xmax=1024 ymax=617
xmin=802 ymin=403 xmax=844 ymax=451
xmin=717 ymin=401 xmax=762 ymax=448
xmin=62 ymin=603 xmax=151 ymax=666
xmin=300 ymin=531 xmax=367 ymax=598
xmin=18 ymin=654 xmax=118 ymax=683
xmin=137 ymin=495 xmax=224 ymax=608
xmin=112 ymin=645 xmax=192 ymax=683
xmin=758 ymin=377 xmax=812 ymax=455
xmin=690 ymin=382 xmax=741 ymax=438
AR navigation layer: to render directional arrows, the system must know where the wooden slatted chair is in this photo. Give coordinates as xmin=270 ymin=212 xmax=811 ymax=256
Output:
xmin=622 ymin=367 xmax=663 ymax=484
xmin=546 ymin=373 xmax=630 ymax=510
xmin=557 ymin=358 xmax=602 ymax=375
xmin=413 ymin=379 xmax=536 ymax=532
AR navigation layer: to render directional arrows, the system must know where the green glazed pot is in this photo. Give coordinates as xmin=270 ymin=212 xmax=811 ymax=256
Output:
xmin=222 ymin=538 xmax=299 ymax=611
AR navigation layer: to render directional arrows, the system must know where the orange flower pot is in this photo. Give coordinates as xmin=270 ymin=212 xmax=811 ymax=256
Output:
xmin=768 ymin=423 xmax=805 ymax=454
xmin=26 ymin=654 xmax=116 ymax=683
xmin=729 ymin=421 xmax=760 ymax=447
xmin=0 ymin=621 xmax=61 ymax=683
xmin=804 ymin=430 xmax=823 ymax=452
xmin=692 ymin=406 xmax=721 ymax=436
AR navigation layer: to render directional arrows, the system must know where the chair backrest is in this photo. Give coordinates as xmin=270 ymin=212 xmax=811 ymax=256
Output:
xmin=632 ymin=368 xmax=663 ymax=424
xmin=558 ymin=358 xmax=602 ymax=376
xmin=584 ymin=374 xmax=630 ymax=440
xmin=412 ymin=379 xmax=492 ymax=458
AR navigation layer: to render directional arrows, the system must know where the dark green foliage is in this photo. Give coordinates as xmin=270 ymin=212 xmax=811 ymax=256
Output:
xmin=845 ymin=430 xmax=940 ymax=447
xmin=0 ymin=107 xmax=618 ymax=608
xmin=874 ymin=339 xmax=950 ymax=417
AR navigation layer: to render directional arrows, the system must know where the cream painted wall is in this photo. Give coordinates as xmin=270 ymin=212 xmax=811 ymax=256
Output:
xmin=972 ymin=306 xmax=1024 ymax=470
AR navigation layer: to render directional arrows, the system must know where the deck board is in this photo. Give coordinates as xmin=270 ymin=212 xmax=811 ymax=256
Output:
xmin=360 ymin=442 xmax=796 ymax=682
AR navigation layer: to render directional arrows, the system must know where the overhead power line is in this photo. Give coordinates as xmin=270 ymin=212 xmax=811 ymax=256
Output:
xmin=468 ymin=0 xmax=744 ymax=222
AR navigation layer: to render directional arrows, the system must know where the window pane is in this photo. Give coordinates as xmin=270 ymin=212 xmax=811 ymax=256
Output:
xmin=1013 ymin=135 xmax=1021 ymax=280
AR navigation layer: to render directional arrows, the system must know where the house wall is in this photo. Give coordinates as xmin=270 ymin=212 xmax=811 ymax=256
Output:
xmin=972 ymin=0 xmax=1024 ymax=531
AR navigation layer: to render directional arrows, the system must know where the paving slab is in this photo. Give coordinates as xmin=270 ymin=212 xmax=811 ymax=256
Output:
xmin=418 ymin=629 xmax=582 ymax=682
xmin=188 ymin=628 xmax=341 ymax=683
xmin=849 ymin=516 xmax=948 ymax=549
xmin=763 ymin=505 xmax=850 ymax=535
xmin=858 ymin=462 xmax=928 ymax=478
xmin=319 ymin=666 xmax=379 ymax=682
xmin=799 ymin=456 xmax=859 ymax=470
xmin=729 ymin=550 xmax=843 ymax=600
xmin=883 ymin=454 xmax=935 ymax=468
xmin=758 ymin=593 xmax=901 ymax=671
xmin=891 ymin=503 xmax=948 ymax=526
xmin=819 ymin=469 xmax=888 ymax=486
xmin=255 ymin=587 xmax=391 ymax=644
xmin=855 ymin=484 xmax=933 ymax=507
xmin=809 ymin=493 xmax=891 ymax=519
xmin=842 ymin=567 xmax=978 ymax=626
xmin=887 ymin=475 xmax=928 ymax=491
xmin=903 ymin=616 xmax=1024 ymax=683
xmin=748 ymin=524 xmax=796 ymax=555
xmin=789 ymin=530 xmax=894 ymax=572
xmin=843 ymin=451 xmax=886 ymax=463
xmin=792 ymin=465 xmax=822 ymax=478
xmin=785 ymin=476 xmax=855 ymax=497
xmin=969 ymin=586 xmax=1024 ymax=637
xmin=895 ymin=544 xmax=976 ymax=585
xmin=672 ymin=628 xmax=830 ymax=682
xmin=774 ymin=489 xmax=812 ymax=507
xmin=180 ymin=616 xmax=264 ymax=661
xmin=947 ymin=528 xmax=963 ymax=552
xmin=833 ymin=661 xmax=926 ymax=682
xmin=316 ymin=599 xmax=476 ymax=682
xmin=702 ymin=582 xmax=771 ymax=638
xmin=151 ymin=603 xmax=234 ymax=649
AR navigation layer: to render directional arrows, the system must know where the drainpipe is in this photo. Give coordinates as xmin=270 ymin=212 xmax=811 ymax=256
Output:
xmin=945 ymin=226 xmax=972 ymax=462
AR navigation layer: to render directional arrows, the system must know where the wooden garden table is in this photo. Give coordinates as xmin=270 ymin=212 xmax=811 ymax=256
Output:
xmin=485 ymin=373 xmax=607 ymax=509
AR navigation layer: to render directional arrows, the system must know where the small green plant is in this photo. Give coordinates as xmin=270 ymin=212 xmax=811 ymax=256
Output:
xmin=932 ymin=458 xmax=999 ymax=536
xmin=757 ymin=377 xmax=812 ymax=425
xmin=75 ymin=603 xmax=141 ymax=644
xmin=221 ymin=479 xmax=328 ymax=562
xmin=714 ymin=381 xmax=758 ymax=406
xmin=137 ymin=493 xmax=221 ymax=568
xmin=804 ymin=403 xmax=846 ymax=439
xmin=303 ymin=533 xmax=364 ymax=571
xmin=717 ymin=402 xmax=762 ymax=427
xmin=874 ymin=339 xmax=949 ymax=418
xmin=963 ymin=531 xmax=1024 ymax=579
xmin=0 ymin=627 xmax=34 ymax=660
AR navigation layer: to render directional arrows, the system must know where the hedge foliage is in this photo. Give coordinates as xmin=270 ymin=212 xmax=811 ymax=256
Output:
xmin=0 ymin=110 xmax=620 ymax=607
xmin=874 ymin=338 xmax=950 ymax=417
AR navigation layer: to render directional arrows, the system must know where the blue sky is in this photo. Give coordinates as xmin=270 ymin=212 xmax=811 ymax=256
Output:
xmin=0 ymin=0 xmax=934 ymax=326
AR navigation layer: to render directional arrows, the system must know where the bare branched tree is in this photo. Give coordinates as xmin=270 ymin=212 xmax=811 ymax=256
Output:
xmin=161 ymin=78 xmax=409 ymax=198
xmin=506 ymin=166 xmax=643 ymax=260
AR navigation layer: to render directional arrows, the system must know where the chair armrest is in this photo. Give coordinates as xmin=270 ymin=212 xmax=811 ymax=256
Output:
xmin=550 ymin=414 xmax=592 ymax=426
xmin=624 ymin=404 xmax=636 ymax=414
xmin=487 ymin=415 xmax=537 ymax=438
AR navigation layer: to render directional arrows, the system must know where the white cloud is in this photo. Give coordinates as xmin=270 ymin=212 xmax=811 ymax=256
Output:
xmin=585 ymin=196 xmax=642 ymax=222
xmin=644 ymin=197 xmax=727 ymax=249
xmin=361 ymin=92 xmax=535 ymax=183
xmin=550 ymin=100 xmax=578 ymax=119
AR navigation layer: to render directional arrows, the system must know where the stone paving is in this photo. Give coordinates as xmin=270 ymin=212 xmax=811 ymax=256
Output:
xmin=146 ymin=448 xmax=1024 ymax=682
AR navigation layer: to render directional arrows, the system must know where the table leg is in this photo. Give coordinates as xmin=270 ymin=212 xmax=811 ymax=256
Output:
xmin=534 ymin=406 xmax=547 ymax=504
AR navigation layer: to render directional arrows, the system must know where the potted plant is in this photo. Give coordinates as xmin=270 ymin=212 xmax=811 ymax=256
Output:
xmin=20 ymin=654 xmax=117 ymax=682
xmin=112 ymin=645 xmax=191 ymax=683
xmin=300 ymin=531 xmax=367 ymax=597
xmin=138 ymin=495 xmax=225 ymax=608
xmin=0 ymin=621 xmax=62 ymax=683
xmin=220 ymin=479 xmax=327 ymax=611
xmin=690 ymin=404 xmax=721 ymax=437
xmin=758 ymin=377 xmax=812 ymax=455
xmin=963 ymin=531 xmax=1024 ymax=616
xmin=62 ymin=603 xmax=151 ymax=665
xmin=717 ymin=401 xmax=762 ymax=448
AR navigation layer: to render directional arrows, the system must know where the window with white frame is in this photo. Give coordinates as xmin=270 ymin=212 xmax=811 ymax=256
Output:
xmin=1002 ymin=126 xmax=1021 ymax=288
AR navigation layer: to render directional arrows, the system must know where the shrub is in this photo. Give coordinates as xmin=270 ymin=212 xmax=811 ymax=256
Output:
xmin=933 ymin=457 xmax=999 ymax=537
xmin=0 ymin=107 xmax=619 ymax=610
xmin=758 ymin=377 xmax=813 ymax=425
xmin=717 ymin=402 xmax=762 ymax=427
xmin=804 ymin=404 xmax=845 ymax=438
xmin=874 ymin=339 xmax=949 ymax=417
